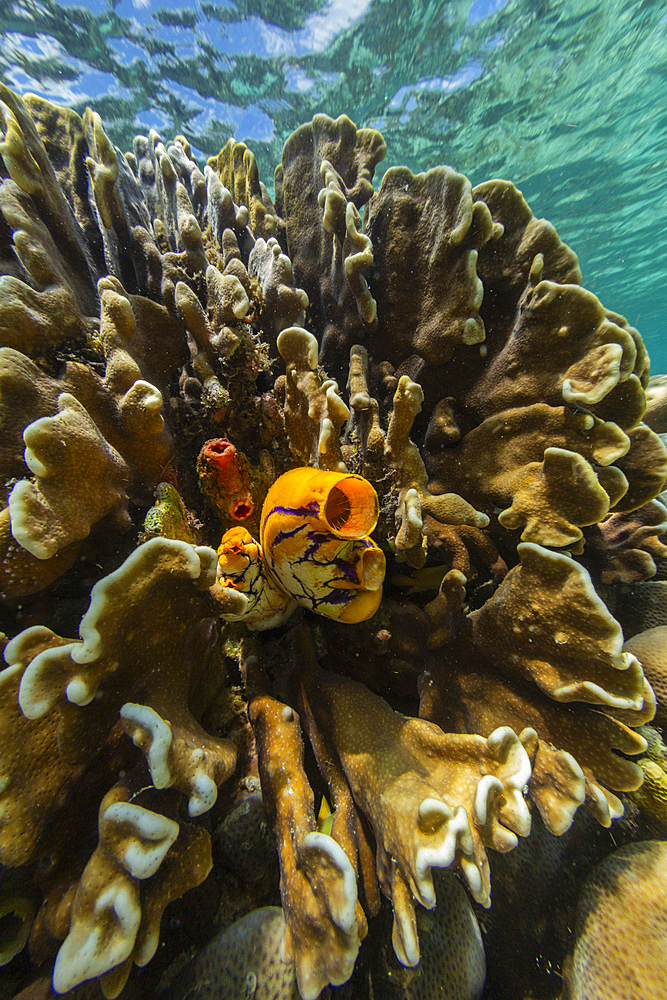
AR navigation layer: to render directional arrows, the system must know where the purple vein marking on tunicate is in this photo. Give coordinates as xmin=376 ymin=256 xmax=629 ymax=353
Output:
xmin=265 ymin=523 xmax=311 ymax=575
xmin=277 ymin=547 xmax=356 ymax=611
xmin=246 ymin=564 xmax=261 ymax=607
xmin=261 ymin=501 xmax=321 ymax=537
xmin=285 ymin=561 xmax=318 ymax=607
xmin=294 ymin=530 xmax=329 ymax=563
xmin=314 ymin=588 xmax=354 ymax=607
xmin=331 ymin=558 xmax=360 ymax=583
xmin=288 ymin=526 xmax=368 ymax=590
xmin=294 ymin=539 xmax=360 ymax=581
xmin=228 ymin=556 xmax=260 ymax=610
xmin=291 ymin=568 xmax=353 ymax=611
xmin=289 ymin=532 xmax=361 ymax=587
xmin=295 ymin=537 xmax=358 ymax=601
xmin=262 ymin=503 xmax=369 ymax=610
xmin=271 ymin=502 xmax=321 ymax=517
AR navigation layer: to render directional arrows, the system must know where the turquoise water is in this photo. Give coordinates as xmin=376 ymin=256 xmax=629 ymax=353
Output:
xmin=0 ymin=0 xmax=665 ymax=368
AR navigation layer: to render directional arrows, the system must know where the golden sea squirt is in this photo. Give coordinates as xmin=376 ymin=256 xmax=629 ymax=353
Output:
xmin=214 ymin=468 xmax=385 ymax=627
xmin=212 ymin=525 xmax=296 ymax=630
xmin=260 ymin=467 xmax=385 ymax=623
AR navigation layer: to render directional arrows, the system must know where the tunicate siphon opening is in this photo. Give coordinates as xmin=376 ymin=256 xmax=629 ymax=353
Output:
xmin=207 ymin=439 xmax=232 ymax=458
xmin=231 ymin=499 xmax=253 ymax=520
xmin=361 ymin=547 xmax=385 ymax=591
xmin=324 ymin=477 xmax=379 ymax=538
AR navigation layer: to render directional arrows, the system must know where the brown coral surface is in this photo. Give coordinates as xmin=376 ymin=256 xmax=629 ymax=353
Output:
xmin=0 ymin=87 xmax=665 ymax=1000
xmin=562 ymin=840 xmax=667 ymax=1000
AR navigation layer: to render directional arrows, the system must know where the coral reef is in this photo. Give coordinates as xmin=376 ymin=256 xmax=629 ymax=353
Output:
xmin=624 ymin=627 xmax=667 ymax=729
xmin=164 ymin=907 xmax=299 ymax=1000
xmin=0 ymin=86 xmax=666 ymax=1000
xmin=628 ymin=726 xmax=667 ymax=825
xmin=645 ymin=373 xmax=667 ymax=435
xmin=368 ymin=870 xmax=486 ymax=1000
xmin=562 ymin=840 xmax=667 ymax=1000
xmin=584 ymin=498 xmax=667 ymax=584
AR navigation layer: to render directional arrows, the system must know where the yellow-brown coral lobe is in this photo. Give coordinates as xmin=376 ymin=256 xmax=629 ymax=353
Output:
xmin=1 ymin=538 xmax=233 ymax=993
xmin=260 ymin=468 xmax=385 ymax=623
xmin=250 ymin=693 xmax=360 ymax=1000
xmin=297 ymin=659 xmax=533 ymax=922
xmin=0 ymin=85 xmax=665 ymax=1000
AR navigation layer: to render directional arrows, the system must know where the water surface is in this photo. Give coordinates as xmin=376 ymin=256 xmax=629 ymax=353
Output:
xmin=1 ymin=0 xmax=665 ymax=366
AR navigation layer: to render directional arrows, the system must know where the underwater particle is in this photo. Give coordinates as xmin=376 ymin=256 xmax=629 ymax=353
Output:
xmin=197 ymin=438 xmax=254 ymax=522
xmin=562 ymin=840 xmax=667 ymax=1000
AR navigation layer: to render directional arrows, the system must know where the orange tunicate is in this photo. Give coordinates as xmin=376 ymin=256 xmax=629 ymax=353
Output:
xmin=260 ymin=467 xmax=385 ymax=624
xmin=196 ymin=438 xmax=254 ymax=521
xmin=214 ymin=525 xmax=296 ymax=630
xmin=214 ymin=468 xmax=386 ymax=626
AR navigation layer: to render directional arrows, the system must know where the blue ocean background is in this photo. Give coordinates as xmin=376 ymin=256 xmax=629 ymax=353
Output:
xmin=0 ymin=0 xmax=665 ymax=371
